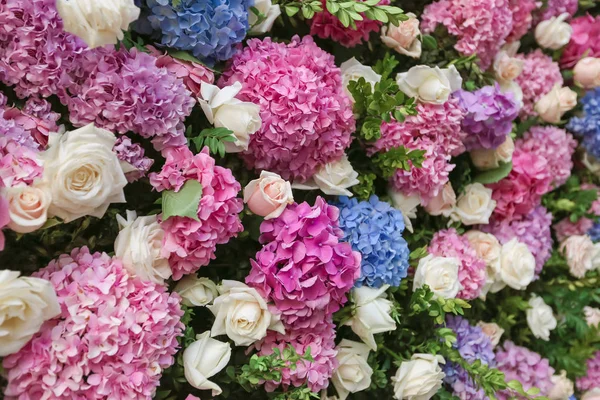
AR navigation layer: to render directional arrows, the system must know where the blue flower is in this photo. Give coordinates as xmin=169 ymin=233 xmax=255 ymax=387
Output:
xmin=568 ymin=88 xmax=600 ymax=158
xmin=333 ymin=195 xmax=409 ymax=288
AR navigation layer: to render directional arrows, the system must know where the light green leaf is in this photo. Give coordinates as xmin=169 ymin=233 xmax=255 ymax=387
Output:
xmin=162 ymin=180 xmax=203 ymax=222
xmin=168 ymin=50 xmax=204 ymax=65
xmin=40 ymin=217 xmax=62 ymax=230
xmin=472 ymin=161 xmax=513 ymax=184
xmin=421 ymin=35 xmax=437 ymax=50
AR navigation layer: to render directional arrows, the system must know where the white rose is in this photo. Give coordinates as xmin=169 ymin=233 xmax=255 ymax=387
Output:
xmin=42 ymin=124 xmax=127 ymax=223
xmin=208 ymin=280 xmax=284 ymax=346
xmin=248 ymin=0 xmax=281 ymax=35
xmin=476 ymin=321 xmax=504 ymax=348
xmin=526 ymin=295 xmax=557 ymax=341
xmin=340 ymin=58 xmax=382 ymax=101
xmin=0 ymin=270 xmax=61 ymax=357
xmin=424 ymin=183 xmax=456 ymax=217
xmin=548 ymin=370 xmax=575 ymax=400
xmin=332 ymin=340 xmax=373 ymax=400
xmin=56 ymin=0 xmax=140 ymax=49
xmin=465 ymin=231 xmax=501 ymax=266
xmin=346 ymin=285 xmax=397 ymax=350
xmin=392 ymin=353 xmax=445 ymax=400
xmin=183 ymin=331 xmax=231 ymax=396
xmin=396 ymin=65 xmax=462 ymax=104
xmin=292 ymin=155 xmax=359 ymax=197
xmin=584 ymin=306 xmax=600 ymax=328
xmin=574 ymin=57 xmax=600 ymax=89
xmin=535 ymin=13 xmax=573 ymax=50
xmin=497 ymin=238 xmax=535 ymax=291
xmin=175 ymin=276 xmax=219 ymax=307
xmin=380 ymin=13 xmax=421 ymax=58
xmin=413 ymin=254 xmax=461 ymax=299
xmin=493 ymin=50 xmax=524 ymax=83
xmin=451 ymin=183 xmax=496 ymax=225
xmin=535 ymin=84 xmax=578 ymax=124
xmin=583 ymin=388 xmax=600 ymax=400
xmin=244 ymin=171 xmax=294 ymax=220
xmin=470 ymin=136 xmax=515 ymax=171
xmin=560 ymin=235 xmax=597 ymax=278
xmin=389 ymin=188 xmax=421 ymax=233
xmin=3 ymin=183 xmax=51 ymax=234
xmin=114 ymin=210 xmax=171 ymax=284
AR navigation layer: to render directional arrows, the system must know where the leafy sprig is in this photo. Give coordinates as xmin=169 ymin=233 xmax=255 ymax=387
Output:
xmin=373 ymin=146 xmax=426 ymax=178
xmin=410 ymin=286 xmax=471 ymax=325
xmin=189 ymin=127 xmax=237 ymax=158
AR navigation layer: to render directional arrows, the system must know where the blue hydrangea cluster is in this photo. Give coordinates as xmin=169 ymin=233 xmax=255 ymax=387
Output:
xmin=568 ymin=88 xmax=600 ymax=158
xmin=588 ymin=222 xmax=600 ymax=242
xmin=139 ymin=0 xmax=252 ymax=65
xmin=334 ymin=196 xmax=409 ymax=288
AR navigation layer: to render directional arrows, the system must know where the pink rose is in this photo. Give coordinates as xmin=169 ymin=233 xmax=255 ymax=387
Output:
xmin=5 ymin=185 xmax=51 ymax=234
xmin=493 ymin=51 xmax=524 ymax=83
xmin=424 ymin=183 xmax=456 ymax=217
xmin=0 ymin=196 xmax=9 ymax=251
xmin=583 ymin=389 xmax=600 ymax=400
xmin=244 ymin=171 xmax=294 ymax=220
xmin=574 ymin=57 xmax=600 ymax=89
xmin=584 ymin=306 xmax=600 ymax=328
xmin=380 ymin=13 xmax=422 ymax=58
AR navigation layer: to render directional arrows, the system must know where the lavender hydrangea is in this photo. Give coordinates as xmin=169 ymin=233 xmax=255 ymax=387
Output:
xmin=455 ymin=85 xmax=520 ymax=150
xmin=335 ymin=196 xmax=410 ymax=288
xmin=568 ymin=88 xmax=600 ymax=159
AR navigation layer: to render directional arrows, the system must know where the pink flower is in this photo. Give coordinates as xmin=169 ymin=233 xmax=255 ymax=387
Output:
xmin=113 ymin=136 xmax=154 ymax=183
xmin=507 ymin=0 xmax=539 ymax=42
xmin=577 ymin=351 xmax=600 ymax=392
xmin=0 ymin=136 xmax=44 ymax=189
xmin=535 ymin=0 xmax=578 ymax=23
xmin=554 ymin=217 xmax=594 ymax=243
xmin=561 ymin=15 xmax=600 ymax=68
xmin=2 ymin=107 xmax=55 ymax=149
xmin=515 ymin=50 xmax=563 ymax=118
xmin=0 ymin=196 xmax=9 ymax=251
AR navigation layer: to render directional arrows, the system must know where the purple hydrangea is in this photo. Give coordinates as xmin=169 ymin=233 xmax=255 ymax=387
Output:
xmin=113 ymin=136 xmax=155 ymax=182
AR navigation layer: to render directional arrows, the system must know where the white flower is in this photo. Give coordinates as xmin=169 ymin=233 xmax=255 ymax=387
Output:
xmin=465 ymin=230 xmax=502 ymax=299
xmin=175 ymin=276 xmax=219 ymax=307
xmin=424 ymin=183 xmax=456 ymax=217
xmin=114 ymin=211 xmax=171 ymax=284
xmin=451 ymin=183 xmax=496 ymax=225
xmin=0 ymin=270 xmax=61 ymax=357
xmin=346 ymin=285 xmax=396 ymax=350
xmin=292 ymin=155 xmax=359 ymax=196
xmin=535 ymin=84 xmax=578 ymax=124
xmin=583 ymin=388 xmax=600 ymax=400
xmin=548 ymin=370 xmax=575 ymax=400
xmin=3 ymin=183 xmax=51 ymax=234
xmin=199 ymin=82 xmax=262 ymax=153
xmin=208 ymin=280 xmax=284 ymax=346
xmin=248 ymin=0 xmax=281 ymax=34
xmin=392 ymin=354 xmax=445 ymax=400
xmin=493 ymin=50 xmax=524 ymax=84
xmin=41 ymin=124 xmax=127 ymax=223
xmin=582 ymin=152 xmax=600 ymax=178
xmin=332 ymin=340 xmax=373 ymax=400
xmin=526 ymin=295 xmax=557 ymax=341
xmin=396 ymin=65 xmax=462 ymax=104
xmin=476 ymin=321 xmax=504 ymax=348
xmin=413 ymin=254 xmax=461 ymax=299
xmin=56 ymin=0 xmax=140 ymax=49
xmin=560 ymin=235 xmax=597 ymax=278
xmin=470 ymin=136 xmax=515 ymax=171
xmin=183 ymin=331 xmax=231 ymax=396
xmin=388 ymin=188 xmax=421 ymax=233
xmin=340 ymin=58 xmax=382 ymax=101
xmin=584 ymin=306 xmax=600 ymax=328
xmin=574 ymin=57 xmax=600 ymax=89
xmin=244 ymin=171 xmax=294 ymax=220
xmin=497 ymin=238 xmax=536 ymax=291
xmin=535 ymin=13 xmax=573 ymax=50
xmin=380 ymin=13 xmax=422 ymax=58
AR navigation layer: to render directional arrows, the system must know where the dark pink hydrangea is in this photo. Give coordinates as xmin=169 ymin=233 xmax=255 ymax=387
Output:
xmin=561 ymin=15 xmax=600 ymax=68
xmin=507 ymin=0 xmax=539 ymax=42
xmin=246 ymin=197 xmax=361 ymax=329
xmin=149 ymin=146 xmax=244 ymax=280
xmin=428 ymin=228 xmax=487 ymax=300
xmin=534 ymin=0 xmax=577 ymax=24
xmin=3 ymin=247 xmax=184 ymax=400
xmin=515 ymin=50 xmax=563 ymax=118
xmin=113 ymin=136 xmax=155 ymax=183
xmin=577 ymin=351 xmax=600 ymax=392
xmin=219 ymin=36 xmax=355 ymax=181
xmin=2 ymin=106 xmax=56 ymax=149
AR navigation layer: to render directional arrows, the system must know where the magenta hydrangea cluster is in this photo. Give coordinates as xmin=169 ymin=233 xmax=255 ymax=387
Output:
xmin=577 ymin=351 xmax=600 ymax=391
xmin=428 ymin=229 xmax=487 ymax=300
xmin=506 ymin=0 xmax=539 ymax=41
xmin=218 ymin=36 xmax=355 ymax=182
xmin=149 ymin=147 xmax=244 ymax=280
xmin=2 ymin=247 xmax=184 ymax=399
xmin=561 ymin=15 xmax=600 ymax=68
xmin=534 ymin=0 xmax=578 ymax=23
xmin=495 ymin=341 xmax=555 ymax=400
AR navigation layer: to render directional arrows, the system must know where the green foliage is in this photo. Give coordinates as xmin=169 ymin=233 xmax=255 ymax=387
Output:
xmin=249 ymin=6 xmax=269 ymax=29
xmin=472 ymin=162 xmax=513 ymax=184
xmin=161 ymin=180 xmax=203 ymax=222
xmin=116 ymin=31 xmax=149 ymax=53
xmin=352 ymin=172 xmax=378 ymax=200
xmin=280 ymin=0 xmax=406 ymax=26
xmin=190 ymin=127 xmax=237 ymax=157
xmin=542 ymin=175 xmax=599 ymax=222
xmin=410 ymin=286 xmax=471 ymax=325
xmin=373 ymin=146 xmax=426 ymax=178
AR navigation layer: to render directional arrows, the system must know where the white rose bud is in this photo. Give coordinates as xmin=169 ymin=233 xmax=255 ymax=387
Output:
xmin=493 ymin=51 xmax=524 ymax=83
xmin=56 ymin=0 xmax=140 ymax=49
xmin=470 ymin=136 xmax=515 ymax=171
xmin=574 ymin=57 xmax=600 ymax=89
xmin=396 ymin=65 xmax=462 ymax=105
xmin=42 ymin=124 xmax=127 ymax=223
xmin=413 ymin=254 xmax=461 ymax=299
xmin=388 ymin=188 xmax=421 ymax=233
xmin=535 ymin=84 xmax=577 ymax=124
xmin=248 ymin=0 xmax=281 ymax=35
xmin=208 ymin=280 xmax=285 ymax=346
xmin=293 ymin=155 xmax=360 ymax=197
xmin=548 ymin=370 xmax=575 ymax=400
xmin=175 ymin=276 xmax=219 ymax=307
xmin=183 ymin=331 xmax=231 ymax=396
xmin=535 ymin=13 xmax=573 ymax=50
xmin=332 ymin=340 xmax=373 ymax=400
xmin=584 ymin=306 xmax=600 ymax=328
xmin=526 ymin=295 xmax=557 ymax=341
xmin=380 ymin=13 xmax=422 ymax=59
xmin=497 ymin=238 xmax=536 ymax=291
xmin=560 ymin=235 xmax=597 ymax=278
xmin=346 ymin=285 xmax=397 ymax=350
xmin=114 ymin=211 xmax=171 ymax=284
xmin=340 ymin=58 xmax=382 ymax=101
xmin=0 ymin=270 xmax=61 ymax=357
xmin=392 ymin=353 xmax=445 ymax=400
xmin=451 ymin=183 xmax=496 ymax=225
xmin=244 ymin=171 xmax=294 ymax=219
xmin=4 ymin=183 xmax=51 ymax=233
xmin=476 ymin=321 xmax=504 ymax=348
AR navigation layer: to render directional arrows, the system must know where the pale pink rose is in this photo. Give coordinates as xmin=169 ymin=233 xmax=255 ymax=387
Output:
xmin=494 ymin=51 xmax=524 ymax=83
xmin=560 ymin=235 xmax=596 ymax=278
xmin=584 ymin=306 xmax=600 ymax=328
xmin=574 ymin=58 xmax=600 ymax=89
xmin=380 ymin=13 xmax=422 ymax=58
xmin=5 ymin=184 xmax=51 ymax=234
xmin=243 ymin=171 xmax=293 ymax=219
xmin=424 ymin=183 xmax=456 ymax=217
xmin=0 ymin=196 xmax=9 ymax=251
xmin=582 ymin=389 xmax=600 ymax=400
xmin=476 ymin=321 xmax=504 ymax=347
xmin=535 ymin=84 xmax=577 ymax=123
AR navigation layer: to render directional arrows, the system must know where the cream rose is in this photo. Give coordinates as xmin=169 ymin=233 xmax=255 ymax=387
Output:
xmin=114 ymin=210 xmax=171 ymax=284
xmin=493 ymin=51 xmax=524 ymax=83
xmin=499 ymin=80 xmax=524 ymax=109
xmin=208 ymin=280 xmax=284 ymax=346
xmin=0 ymin=270 xmax=61 ymax=357
xmin=548 ymin=370 xmax=575 ymax=400
xmin=424 ymin=183 xmax=456 ymax=217
xmin=451 ymin=183 xmax=496 ymax=225
xmin=389 ymin=189 xmax=421 ymax=233
xmin=380 ymin=13 xmax=421 ymax=58
xmin=560 ymin=235 xmax=597 ymax=278
xmin=340 ymin=58 xmax=382 ymax=101
xmin=42 ymin=124 xmax=127 ymax=223
xmin=175 ymin=276 xmax=219 ymax=307
xmin=535 ymin=84 xmax=578 ymax=124
xmin=396 ymin=65 xmax=462 ymax=104
xmin=56 ymin=0 xmax=140 ymax=49
xmin=183 ymin=331 xmax=231 ymax=396
xmin=465 ymin=231 xmax=501 ymax=266
xmin=332 ymin=340 xmax=373 ymax=400
xmin=584 ymin=306 xmax=600 ymax=328
xmin=244 ymin=171 xmax=294 ymax=219
xmin=413 ymin=254 xmax=461 ymax=299
xmin=535 ymin=13 xmax=573 ymax=50
xmin=574 ymin=57 xmax=600 ymax=89
xmin=292 ymin=155 xmax=360 ymax=197
xmin=346 ymin=285 xmax=397 ymax=350
xmin=470 ymin=136 xmax=515 ymax=171
xmin=498 ymin=238 xmax=535 ymax=291
xmin=248 ymin=0 xmax=281 ymax=35
xmin=3 ymin=183 xmax=51 ymax=234
xmin=583 ymin=389 xmax=600 ymax=400
xmin=526 ymin=295 xmax=557 ymax=341
xmin=476 ymin=322 xmax=504 ymax=348
xmin=392 ymin=353 xmax=445 ymax=400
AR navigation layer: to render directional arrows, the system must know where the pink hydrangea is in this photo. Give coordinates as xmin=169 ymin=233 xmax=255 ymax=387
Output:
xmin=247 ymin=197 xmax=361 ymax=329
xmin=507 ymin=0 xmax=539 ymax=41
xmin=3 ymin=106 xmax=55 ymax=149
xmin=309 ymin=0 xmax=388 ymax=47
xmin=515 ymin=50 xmax=564 ymax=118
xmin=113 ymin=136 xmax=155 ymax=183
xmin=149 ymin=147 xmax=244 ymax=280
xmin=535 ymin=0 xmax=578 ymax=23
xmin=218 ymin=36 xmax=355 ymax=181
xmin=554 ymin=217 xmax=595 ymax=243
xmin=2 ymin=247 xmax=184 ymax=400
xmin=495 ymin=341 xmax=555 ymax=400
xmin=561 ymin=15 xmax=600 ymax=68
xmin=577 ymin=351 xmax=600 ymax=391
xmin=428 ymin=229 xmax=487 ymax=300
xmin=421 ymin=0 xmax=513 ymax=69
xmin=0 ymin=195 xmax=8 ymax=251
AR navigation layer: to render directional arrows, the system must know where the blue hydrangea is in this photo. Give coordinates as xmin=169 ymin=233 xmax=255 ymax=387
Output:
xmin=139 ymin=0 xmax=251 ymax=65
xmin=334 ymin=195 xmax=409 ymax=288
xmin=568 ymin=88 xmax=600 ymax=158
xmin=588 ymin=222 xmax=600 ymax=242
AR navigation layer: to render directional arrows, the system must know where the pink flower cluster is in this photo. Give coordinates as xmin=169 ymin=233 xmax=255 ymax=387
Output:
xmin=113 ymin=136 xmax=155 ymax=182
xmin=0 ymin=195 xmax=8 ymax=251
xmin=149 ymin=147 xmax=244 ymax=280
xmin=506 ymin=0 xmax=539 ymax=41
xmin=577 ymin=351 xmax=600 ymax=392
xmin=3 ymin=247 xmax=184 ymax=400
xmin=515 ymin=50 xmax=563 ymax=118
xmin=554 ymin=186 xmax=600 ymax=242
xmin=561 ymin=15 xmax=600 ymax=68
xmin=218 ymin=36 xmax=355 ymax=182
xmin=534 ymin=0 xmax=578 ymax=24
xmin=428 ymin=229 xmax=487 ymax=300
xmin=2 ymin=105 xmax=56 ymax=149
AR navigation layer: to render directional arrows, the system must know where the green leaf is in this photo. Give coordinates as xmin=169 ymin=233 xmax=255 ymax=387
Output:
xmin=40 ymin=217 xmax=62 ymax=230
xmin=162 ymin=180 xmax=203 ymax=222
xmin=472 ymin=162 xmax=513 ymax=184
xmin=285 ymin=5 xmax=300 ymax=16
xmin=167 ymin=50 xmax=204 ymax=65
xmin=337 ymin=10 xmax=351 ymax=27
